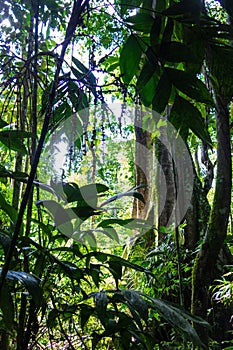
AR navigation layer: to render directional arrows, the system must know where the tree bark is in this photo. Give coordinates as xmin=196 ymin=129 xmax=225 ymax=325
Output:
xmin=192 ymin=94 xmax=232 ymax=345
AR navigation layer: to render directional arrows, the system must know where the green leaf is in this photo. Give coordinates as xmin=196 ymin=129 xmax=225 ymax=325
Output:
xmin=0 ymin=270 xmax=42 ymax=307
xmin=95 ymin=292 xmax=108 ymax=326
xmin=72 ymin=56 xmax=97 ymax=97
xmin=136 ymin=60 xmax=157 ymax=92
xmin=79 ymin=304 xmax=95 ymax=329
xmin=0 ymin=130 xmax=30 ymax=154
xmin=165 ymin=68 xmax=213 ymax=105
xmin=160 ymin=41 xmax=198 ymax=63
xmin=0 ymin=119 xmax=8 ymax=128
xmin=142 ymin=294 xmax=208 ymax=348
xmin=89 ymin=263 xmax=101 ymax=287
xmin=139 ymin=71 xmax=160 ymax=107
xmin=36 ymin=200 xmax=74 ymax=236
xmin=108 ymin=260 xmax=122 ymax=281
xmin=0 ymin=232 xmax=11 ymax=256
xmin=0 ymin=284 xmax=14 ymax=329
xmin=152 ymin=70 xmax=172 ymax=113
xmin=120 ymin=0 xmax=142 ymax=16
xmin=125 ymin=13 xmax=154 ymax=33
xmin=100 ymin=190 xmax=144 ymax=207
xmin=122 ymin=290 xmax=148 ymax=323
xmin=0 ymin=192 xmax=17 ymax=223
xmin=120 ymin=34 xmax=142 ymax=84
xmin=169 ymin=95 xmax=212 ymax=146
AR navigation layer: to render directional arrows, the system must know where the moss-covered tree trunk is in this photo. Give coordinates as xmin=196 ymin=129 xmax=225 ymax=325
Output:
xmin=192 ymin=94 xmax=232 ymax=345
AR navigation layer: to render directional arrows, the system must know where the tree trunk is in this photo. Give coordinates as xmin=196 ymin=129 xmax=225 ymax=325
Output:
xmin=192 ymin=94 xmax=232 ymax=345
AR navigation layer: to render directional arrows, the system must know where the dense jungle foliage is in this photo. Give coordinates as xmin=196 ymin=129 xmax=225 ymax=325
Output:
xmin=0 ymin=0 xmax=232 ymax=349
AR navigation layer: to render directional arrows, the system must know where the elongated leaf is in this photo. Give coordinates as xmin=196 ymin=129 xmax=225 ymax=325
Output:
xmin=142 ymin=294 xmax=208 ymax=348
xmin=0 ymin=119 xmax=8 ymax=128
xmin=0 ymin=130 xmax=30 ymax=154
xmin=160 ymin=41 xmax=197 ymax=63
xmin=140 ymin=71 xmax=160 ymax=107
xmin=0 ymin=232 xmax=11 ymax=256
xmin=165 ymin=67 xmax=213 ymax=105
xmin=169 ymin=95 xmax=212 ymax=146
xmin=100 ymin=190 xmax=144 ymax=207
xmin=125 ymin=13 xmax=154 ymax=33
xmin=122 ymin=290 xmax=148 ymax=323
xmin=79 ymin=304 xmax=95 ymax=329
xmin=95 ymin=292 xmax=108 ymax=326
xmin=120 ymin=35 xmax=142 ymax=84
xmin=152 ymin=70 xmax=172 ymax=113
xmin=0 ymin=284 xmax=14 ymax=329
xmin=72 ymin=56 xmax=97 ymax=97
xmin=136 ymin=60 xmax=157 ymax=92
xmin=0 ymin=269 xmax=42 ymax=307
xmin=36 ymin=200 xmax=74 ymax=236
xmin=0 ymin=192 xmax=17 ymax=223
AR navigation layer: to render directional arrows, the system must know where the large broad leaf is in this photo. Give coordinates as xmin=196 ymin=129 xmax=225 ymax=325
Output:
xmin=0 ymin=130 xmax=31 ymax=154
xmin=120 ymin=35 xmax=142 ymax=84
xmin=95 ymin=292 xmax=108 ymax=326
xmin=152 ymin=70 xmax=172 ymax=113
xmin=125 ymin=13 xmax=154 ymax=33
xmin=122 ymin=290 xmax=148 ymax=324
xmin=36 ymin=199 xmax=74 ymax=236
xmin=0 ymin=269 xmax=42 ymax=307
xmin=63 ymin=182 xmax=109 ymax=205
xmin=136 ymin=60 xmax=157 ymax=92
xmin=165 ymin=67 xmax=213 ymax=105
xmin=140 ymin=293 xmax=208 ymax=348
xmin=139 ymin=71 xmax=160 ymax=107
xmin=159 ymin=41 xmax=198 ymax=63
xmin=0 ymin=192 xmax=17 ymax=223
xmin=169 ymin=95 xmax=212 ymax=146
xmin=162 ymin=1 xmax=201 ymax=23
xmin=0 ymin=119 xmax=8 ymax=128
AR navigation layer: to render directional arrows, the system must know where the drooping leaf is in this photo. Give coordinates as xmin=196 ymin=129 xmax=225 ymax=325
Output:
xmin=165 ymin=67 xmax=213 ymax=105
xmin=36 ymin=199 xmax=74 ymax=236
xmin=0 ymin=192 xmax=17 ymax=223
xmin=125 ymin=13 xmax=154 ymax=33
xmin=139 ymin=69 xmax=160 ymax=106
xmin=95 ymin=292 xmax=108 ymax=326
xmin=140 ymin=293 xmax=208 ymax=348
xmin=0 ymin=269 xmax=42 ymax=307
xmin=100 ymin=190 xmax=144 ymax=207
xmin=0 ymin=284 xmax=14 ymax=329
xmin=159 ymin=41 xmax=198 ymax=63
xmin=0 ymin=119 xmax=8 ymax=128
xmin=79 ymin=304 xmax=95 ymax=329
xmin=152 ymin=70 xmax=172 ymax=113
xmin=136 ymin=60 xmax=157 ymax=92
xmin=120 ymin=34 xmax=143 ymax=84
xmin=0 ymin=232 xmax=11 ymax=256
xmin=169 ymin=94 xmax=212 ymax=146
xmin=0 ymin=130 xmax=31 ymax=154
xmin=122 ymin=290 xmax=149 ymax=323
xmin=72 ymin=56 xmax=97 ymax=97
